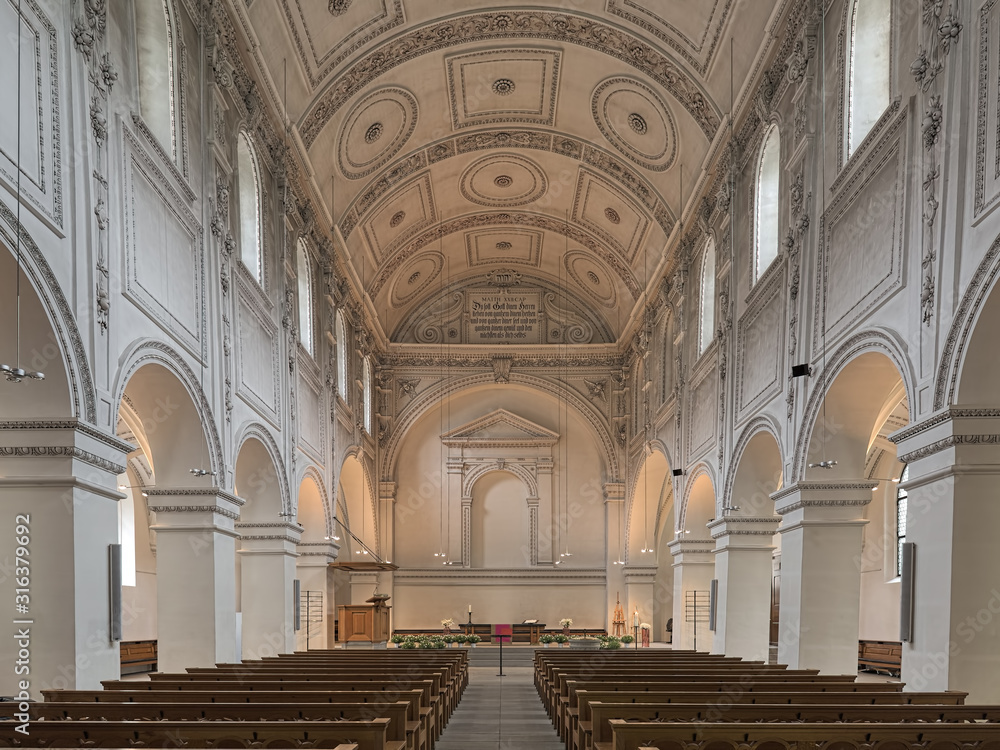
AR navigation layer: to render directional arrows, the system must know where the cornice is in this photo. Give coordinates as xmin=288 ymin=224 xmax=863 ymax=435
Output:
xmin=889 ymin=408 xmax=1000 ymax=444
xmin=0 ymin=420 xmax=134 ymax=454
xmin=899 ymin=434 xmax=1000 ymax=464
xmin=147 ymin=504 xmax=241 ymax=521
xmin=0 ymin=446 xmax=126 ymax=475
xmin=771 ymin=481 xmax=877 ymax=504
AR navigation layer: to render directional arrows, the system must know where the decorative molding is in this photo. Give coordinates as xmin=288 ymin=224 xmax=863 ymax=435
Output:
xmin=336 ymin=86 xmax=418 ymax=180
xmin=299 ymin=10 xmax=721 ymax=149
xmin=0 ymin=446 xmax=125 ymax=475
xmin=590 ymin=76 xmax=678 ymax=172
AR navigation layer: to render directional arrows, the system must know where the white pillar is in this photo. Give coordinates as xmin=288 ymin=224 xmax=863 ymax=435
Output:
xmin=604 ymin=482 xmax=626 ymax=632
xmin=668 ymin=538 xmax=715 ymax=651
xmin=772 ymin=481 xmax=872 ymax=674
xmin=146 ymin=488 xmax=244 ymax=672
xmin=237 ymin=521 xmax=302 ymax=659
xmin=892 ymin=409 xmax=1000 ymax=702
xmin=295 ymin=540 xmax=339 ymax=650
xmin=0 ymin=423 xmax=129 ymax=696
xmin=537 ymin=457 xmax=554 ymax=564
xmin=709 ymin=516 xmax=780 ymax=661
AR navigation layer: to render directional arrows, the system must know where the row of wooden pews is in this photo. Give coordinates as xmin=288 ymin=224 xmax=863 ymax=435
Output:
xmin=534 ymin=649 xmax=1000 ymax=750
xmin=0 ymin=648 xmax=467 ymax=749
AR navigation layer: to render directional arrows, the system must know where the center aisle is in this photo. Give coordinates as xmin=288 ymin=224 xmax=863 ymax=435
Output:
xmin=436 ymin=647 xmax=563 ymax=750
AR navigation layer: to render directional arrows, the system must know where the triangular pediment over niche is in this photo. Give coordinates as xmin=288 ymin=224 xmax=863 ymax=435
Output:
xmin=441 ymin=408 xmax=558 ymax=447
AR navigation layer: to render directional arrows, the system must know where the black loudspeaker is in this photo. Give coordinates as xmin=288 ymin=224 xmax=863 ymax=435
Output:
xmin=709 ymin=579 xmax=719 ymax=632
xmin=899 ymin=542 xmax=915 ymax=642
xmin=293 ymin=579 xmax=301 ymax=632
xmin=671 ymin=468 xmax=684 ymax=477
xmin=791 ymin=364 xmax=812 ymax=378
xmin=109 ymin=544 xmax=122 ymax=642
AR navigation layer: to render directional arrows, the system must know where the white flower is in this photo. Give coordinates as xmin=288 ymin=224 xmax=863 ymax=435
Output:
xmin=639 ymin=622 xmax=651 ymax=630
xmin=559 ymin=618 xmax=573 ymax=627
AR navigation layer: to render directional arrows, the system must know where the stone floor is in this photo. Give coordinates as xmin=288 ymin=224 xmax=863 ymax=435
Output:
xmin=436 ymin=664 xmax=563 ymax=750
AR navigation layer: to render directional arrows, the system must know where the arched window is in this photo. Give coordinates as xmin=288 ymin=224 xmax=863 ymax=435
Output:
xmin=362 ymin=356 xmax=373 ymax=434
xmin=135 ymin=0 xmax=178 ymax=158
xmin=296 ymin=240 xmax=315 ymax=356
xmin=237 ymin=132 xmax=263 ymax=284
xmin=754 ymin=125 xmax=781 ymax=283
xmin=335 ymin=310 xmax=348 ymax=398
xmin=699 ymin=238 xmax=716 ymax=354
xmin=846 ymin=0 xmax=891 ymax=158
xmin=896 ymin=464 xmax=909 ymax=577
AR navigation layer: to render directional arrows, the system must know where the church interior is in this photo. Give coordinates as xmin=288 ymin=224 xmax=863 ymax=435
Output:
xmin=2 ymin=0 xmax=1000 ymax=746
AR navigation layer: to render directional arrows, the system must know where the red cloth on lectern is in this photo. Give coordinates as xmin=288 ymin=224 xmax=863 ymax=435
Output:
xmin=641 ymin=626 xmax=650 ymax=647
xmin=493 ymin=624 xmax=512 ymax=643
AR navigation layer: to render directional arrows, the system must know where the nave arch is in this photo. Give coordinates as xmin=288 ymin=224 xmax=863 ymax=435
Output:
xmin=670 ymin=466 xmax=716 ymax=651
xmin=294 ymin=468 xmax=335 ymax=650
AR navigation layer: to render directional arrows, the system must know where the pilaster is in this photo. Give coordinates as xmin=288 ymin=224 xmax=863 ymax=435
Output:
xmin=668 ymin=537 xmax=715 ymax=651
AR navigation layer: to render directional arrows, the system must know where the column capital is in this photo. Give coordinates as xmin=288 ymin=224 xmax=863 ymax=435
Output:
xmin=709 ymin=515 xmax=781 ymax=548
xmin=771 ymin=481 xmax=874 ymax=520
xmin=296 ymin=540 xmax=340 ymax=563
xmin=236 ymin=521 xmax=303 ymax=555
xmin=891 ymin=407 xmax=1000 ymax=470
xmin=147 ymin=488 xmax=245 ymax=536
xmin=666 ymin=537 xmax=714 ymax=560
xmin=379 ymin=481 xmax=397 ymax=501
xmin=603 ymin=481 xmax=625 ymax=503
xmin=0 ymin=419 xmax=131 ymax=479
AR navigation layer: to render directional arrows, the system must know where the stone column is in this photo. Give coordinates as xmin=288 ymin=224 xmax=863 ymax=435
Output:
xmin=146 ymin=488 xmax=245 ymax=673
xmin=295 ymin=540 xmax=339 ymax=650
xmin=891 ymin=409 xmax=1000 ymax=702
xmin=460 ymin=496 xmax=472 ymax=567
xmin=527 ymin=495 xmax=540 ymax=565
xmin=604 ymin=482 xmax=626 ymax=632
xmin=446 ymin=459 xmax=464 ymax=565
xmin=709 ymin=516 xmax=781 ymax=661
xmin=772 ymin=481 xmax=872 ymax=674
xmin=0 ymin=422 xmax=130 ymax=696
xmin=377 ymin=481 xmax=396 ymax=632
xmin=668 ymin=538 xmax=715 ymax=651
xmin=237 ymin=521 xmax=302 ymax=659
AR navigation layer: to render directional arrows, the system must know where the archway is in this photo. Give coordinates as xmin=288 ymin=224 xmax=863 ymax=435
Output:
xmin=234 ymin=431 xmax=298 ymax=659
xmin=0 ymin=236 xmax=119 ymax=694
xmin=334 ymin=453 xmax=382 ymax=619
xmin=295 ymin=470 xmax=335 ymax=650
xmin=625 ymin=448 xmax=672 ymax=641
xmin=713 ymin=424 xmax=783 ymax=660
xmin=469 ymin=469 xmax=529 ymax=568
xmin=116 ymin=353 xmax=238 ymax=672
xmin=780 ymin=347 xmax=909 ymax=673
xmin=389 ymin=382 xmax=608 ymax=630
xmin=670 ymin=469 xmax=716 ymax=651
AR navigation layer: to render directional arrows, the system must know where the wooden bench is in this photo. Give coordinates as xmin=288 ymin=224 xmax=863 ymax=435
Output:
xmin=609 ymin=719 xmax=1000 ymax=750
xmin=859 ymin=638 xmax=903 ymax=676
xmin=0 ymin=718 xmax=397 ymax=750
xmin=118 ymin=639 xmax=156 ymax=674
xmin=33 ymin=700 xmax=417 ymax=750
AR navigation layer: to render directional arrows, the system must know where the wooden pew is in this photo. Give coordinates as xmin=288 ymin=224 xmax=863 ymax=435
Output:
xmin=33 ymin=701 xmax=417 ymax=750
xmin=43 ymin=688 xmax=429 ymax=750
xmin=583 ymin=701 xmax=1000 ymax=750
xmin=858 ymin=638 xmax=903 ymax=676
xmin=0 ymin=718 xmax=397 ymax=750
xmin=608 ymin=719 xmax=1000 ymax=750
xmin=118 ymin=639 xmax=157 ymax=675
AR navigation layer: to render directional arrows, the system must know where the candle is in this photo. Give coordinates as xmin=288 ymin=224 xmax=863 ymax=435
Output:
xmin=633 ymin=611 xmax=639 ymax=627
xmin=468 ymin=604 xmax=472 ymax=613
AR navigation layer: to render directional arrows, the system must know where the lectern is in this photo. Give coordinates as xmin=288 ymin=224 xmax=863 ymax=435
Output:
xmin=337 ymin=594 xmax=391 ymax=644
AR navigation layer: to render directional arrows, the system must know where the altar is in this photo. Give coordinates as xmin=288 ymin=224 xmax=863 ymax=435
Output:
xmin=461 ymin=622 xmax=546 ymax=644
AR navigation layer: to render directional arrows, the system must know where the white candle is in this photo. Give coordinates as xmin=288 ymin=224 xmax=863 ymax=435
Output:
xmin=633 ymin=611 xmax=639 ymax=627
xmin=468 ymin=604 xmax=472 ymax=613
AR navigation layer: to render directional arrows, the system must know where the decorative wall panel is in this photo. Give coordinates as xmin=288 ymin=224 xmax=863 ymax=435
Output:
xmin=297 ymin=363 xmax=324 ymax=459
xmin=236 ymin=289 xmax=280 ymax=421
xmin=688 ymin=364 xmax=717 ymax=458
xmin=736 ymin=271 xmax=784 ymax=420
xmin=975 ymin=0 xmax=1000 ymax=217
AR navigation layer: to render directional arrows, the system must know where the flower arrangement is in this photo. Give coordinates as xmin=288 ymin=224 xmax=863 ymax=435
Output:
xmin=621 ymin=634 xmax=635 ymax=644
xmin=539 ymin=634 xmax=555 ymax=645
xmin=465 ymin=634 xmax=481 ymax=645
xmin=639 ymin=622 xmax=651 ymax=630
xmin=559 ymin=618 xmax=573 ymax=627
xmin=554 ymin=634 xmax=569 ymax=644
xmin=601 ymin=636 xmax=623 ymax=650
xmin=390 ymin=634 xmax=405 ymax=644
xmin=441 ymin=618 xmax=456 ymax=628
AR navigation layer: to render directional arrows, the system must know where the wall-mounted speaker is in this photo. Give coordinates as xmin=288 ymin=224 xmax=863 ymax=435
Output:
xmin=293 ymin=579 xmax=301 ymax=632
xmin=791 ymin=364 xmax=812 ymax=378
xmin=709 ymin=579 xmax=719 ymax=632
xmin=671 ymin=468 xmax=684 ymax=477
xmin=109 ymin=544 xmax=122 ymax=642
xmin=899 ymin=542 xmax=915 ymax=642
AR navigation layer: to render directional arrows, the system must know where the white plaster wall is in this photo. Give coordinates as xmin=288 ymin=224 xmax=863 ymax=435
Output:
xmin=858 ymin=482 xmax=901 ymax=641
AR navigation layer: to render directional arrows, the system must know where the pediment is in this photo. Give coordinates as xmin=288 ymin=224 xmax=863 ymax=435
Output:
xmin=442 ymin=408 xmax=558 ymax=447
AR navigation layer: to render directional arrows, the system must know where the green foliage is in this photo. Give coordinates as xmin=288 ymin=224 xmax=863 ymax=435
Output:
xmin=390 ymin=634 xmax=405 ymax=644
xmin=539 ymin=634 xmax=556 ymax=644
xmin=620 ymin=634 xmax=635 ymax=644
xmin=554 ymin=634 xmax=569 ymax=644
xmin=466 ymin=634 xmax=481 ymax=644
xmin=601 ymin=636 xmax=622 ymax=650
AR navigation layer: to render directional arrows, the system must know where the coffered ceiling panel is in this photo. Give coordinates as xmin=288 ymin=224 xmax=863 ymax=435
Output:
xmin=360 ymin=172 xmax=436 ymax=263
xmin=445 ymin=47 xmax=562 ymax=130
xmin=337 ymin=86 xmax=418 ymax=179
xmin=459 ymin=153 xmax=548 ymax=208
xmin=572 ymin=169 xmax=650 ymax=264
xmin=465 ymin=229 xmax=543 ymax=268
xmin=592 ymin=76 xmax=678 ymax=172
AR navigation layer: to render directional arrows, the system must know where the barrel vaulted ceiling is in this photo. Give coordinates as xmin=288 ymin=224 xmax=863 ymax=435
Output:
xmin=243 ymin=0 xmax=782 ymax=346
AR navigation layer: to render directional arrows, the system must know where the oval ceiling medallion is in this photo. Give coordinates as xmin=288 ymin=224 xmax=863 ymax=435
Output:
xmin=565 ymin=250 xmax=618 ymax=309
xmin=389 ymin=210 xmax=406 ymax=227
xmin=390 ymin=252 xmax=444 ymax=307
xmin=604 ymin=207 xmax=621 ymax=224
xmin=592 ymin=76 xmax=677 ymax=172
xmin=337 ymin=87 xmax=418 ymax=179
xmin=496 ymin=241 xmax=512 ymax=250
xmin=460 ymin=153 xmax=547 ymax=207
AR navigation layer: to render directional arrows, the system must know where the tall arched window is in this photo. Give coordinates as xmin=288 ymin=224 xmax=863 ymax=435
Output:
xmin=896 ymin=464 xmax=909 ymax=577
xmin=362 ymin=356 xmax=373 ymax=434
xmin=135 ymin=0 xmax=178 ymax=158
xmin=846 ymin=0 xmax=891 ymax=158
xmin=699 ymin=238 xmax=716 ymax=354
xmin=237 ymin=132 xmax=263 ymax=284
xmin=754 ymin=124 xmax=781 ymax=283
xmin=335 ymin=310 xmax=348 ymax=398
xmin=296 ymin=240 xmax=315 ymax=356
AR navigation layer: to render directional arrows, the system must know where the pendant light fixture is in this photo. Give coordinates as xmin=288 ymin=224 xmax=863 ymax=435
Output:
xmin=2 ymin=1 xmax=45 ymax=384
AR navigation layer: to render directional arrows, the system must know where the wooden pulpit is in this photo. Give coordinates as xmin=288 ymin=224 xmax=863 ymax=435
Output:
xmin=337 ymin=595 xmax=391 ymax=643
